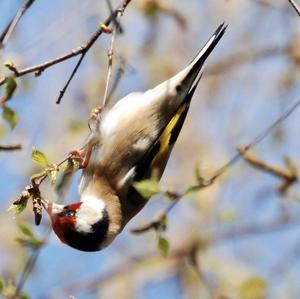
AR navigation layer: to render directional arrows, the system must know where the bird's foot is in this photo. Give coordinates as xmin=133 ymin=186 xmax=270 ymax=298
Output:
xmin=69 ymin=148 xmax=91 ymax=169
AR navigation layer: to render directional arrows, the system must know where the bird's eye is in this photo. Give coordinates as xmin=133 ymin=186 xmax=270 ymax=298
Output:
xmin=58 ymin=209 xmax=76 ymax=217
xmin=66 ymin=210 xmax=76 ymax=217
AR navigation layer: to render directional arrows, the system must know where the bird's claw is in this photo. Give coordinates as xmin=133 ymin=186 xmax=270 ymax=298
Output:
xmin=68 ymin=146 xmax=93 ymax=169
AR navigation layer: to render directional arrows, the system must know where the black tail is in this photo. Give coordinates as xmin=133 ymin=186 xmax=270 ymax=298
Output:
xmin=188 ymin=23 xmax=227 ymax=83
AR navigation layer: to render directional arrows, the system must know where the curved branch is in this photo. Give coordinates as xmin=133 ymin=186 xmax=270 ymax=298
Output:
xmin=288 ymin=0 xmax=300 ymax=17
xmin=0 ymin=0 xmax=132 ymax=104
xmin=0 ymin=0 xmax=35 ymax=48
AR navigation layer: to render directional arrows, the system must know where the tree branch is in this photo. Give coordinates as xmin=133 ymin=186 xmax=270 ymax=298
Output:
xmin=238 ymin=148 xmax=298 ymax=194
xmin=8 ymin=1 xmax=134 ymax=297
xmin=287 ymin=0 xmax=300 ymax=17
xmin=0 ymin=0 xmax=133 ymax=104
xmin=0 ymin=0 xmax=35 ymax=48
xmin=0 ymin=144 xmax=22 ymax=151
xmin=132 ymin=97 xmax=300 ymax=234
xmin=56 ymin=53 xmax=85 ymax=104
xmin=101 ymin=21 xmax=118 ymax=108
xmin=51 ymin=213 xmax=300 ymax=298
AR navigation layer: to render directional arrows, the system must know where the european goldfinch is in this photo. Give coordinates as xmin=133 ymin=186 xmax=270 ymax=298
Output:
xmin=45 ymin=24 xmax=227 ymax=251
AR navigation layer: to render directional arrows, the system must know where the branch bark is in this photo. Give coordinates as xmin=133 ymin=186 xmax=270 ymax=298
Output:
xmin=238 ymin=148 xmax=298 ymax=194
xmin=0 ymin=0 xmax=133 ymax=104
xmin=0 ymin=144 xmax=22 ymax=151
xmin=9 ymin=1 xmax=134 ymax=298
xmin=287 ymin=0 xmax=300 ymax=17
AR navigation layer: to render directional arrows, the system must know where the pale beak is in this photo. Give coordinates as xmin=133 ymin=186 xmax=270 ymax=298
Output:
xmin=41 ymin=198 xmax=64 ymax=217
xmin=41 ymin=197 xmax=51 ymax=213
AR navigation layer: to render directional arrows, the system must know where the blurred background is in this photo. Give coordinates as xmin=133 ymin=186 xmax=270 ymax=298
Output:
xmin=0 ymin=0 xmax=300 ymax=298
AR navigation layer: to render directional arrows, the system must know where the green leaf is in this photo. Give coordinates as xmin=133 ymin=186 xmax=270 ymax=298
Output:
xmin=19 ymin=293 xmax=30 ymax=299
xmin=8 ymin=189 xmax=31 ymax=215
xmin=4 ymin=76 xmax=17 ymax=101
xmin=0 ymin=278 xmax=4 ymax=294
xmin=18 ymin=222 xmax=35 ymax=239
xmin=17 ymin=222 xmax=44 ymax=250
xmin=0 ymin=279 xmax=19 ymax=297
xmin=2 ymin=106 xmax=18 ymax=129
xmin=32 ymin=147 xmax=50 ymax=167
xmin=239 ymin=276 xmax=267 ymax=299
xmin=183 ymin=164 xmax=207 ymax=195
xmin=133 ymin=179 xmax=161 ymax=199
xmin=158 ymin=236 xmax=169 ymax=256
xmin=17 ymin=237 xmax=44 ymax=250
xmin=7 ymin=201 xmax=28 ymax=215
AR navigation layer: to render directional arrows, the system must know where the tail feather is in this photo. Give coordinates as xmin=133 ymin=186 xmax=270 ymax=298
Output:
xmin=187 ymin=23 xmax=227 ymax=84
xmin=174 ymin=23 xmax=227 ymax=99
xmin=191 ymin=22 xmax=227 ymax=71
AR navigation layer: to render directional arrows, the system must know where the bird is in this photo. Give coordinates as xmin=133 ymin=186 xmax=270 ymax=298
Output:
xmin=44 ymin=23 xmax=227 ymax=252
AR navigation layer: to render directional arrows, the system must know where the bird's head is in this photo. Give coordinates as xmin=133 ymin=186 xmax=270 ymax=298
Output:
xmin=44 ymin=195 xmax=111 ymax=252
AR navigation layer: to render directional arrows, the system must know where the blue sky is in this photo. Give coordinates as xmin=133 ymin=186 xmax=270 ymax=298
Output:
xmin=1 ymin=1 xmax=300 ymax=298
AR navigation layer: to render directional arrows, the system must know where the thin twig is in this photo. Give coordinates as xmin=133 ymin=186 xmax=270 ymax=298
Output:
xmin=57 ymin=0 xmax=131 ymax=104
xmin=0 ymin=0 xmax=35 ymax=48
xmin=132 ymin=98 xmax=300 ymax=234
xmin=14 ymin=251 xmax=40 ymax=298
xmin=238 ymin=147 xmax=298 ymax=194
xmin=187 ymin=243 xmax=215 ymax=298
xmin=107 ymin=56 xmax=127 ymax=99
xmin=56 ymin=53 xmax=85 ymax=104
xmin=50 ymin=213 xmax=300 ymax=298
xmin=10 ymin=1 xmax=134 ymax=296
xmin=0 ymin=0 xmax=133 ymax=104
xmin=13 ymin=228 xmax=51 ymax=299
xmin=211 ymin=97 xmax=300 ymax=182
xmin=238 ymin=149 xmax=296 ymax=181
xmin=106 ymin=0 xmax=123 ymax=33
xmin=287 ymin=0 xmax=300 ymax=17
xmin=11 ymin=151 xmax=90 ymax=298
xmin=102 ymin=15 xmax=119 ymax=108
xmin=0 ymin=144 xmax=22 ymax=151
xmin=0 ymin=46 xmax=279 ymax=86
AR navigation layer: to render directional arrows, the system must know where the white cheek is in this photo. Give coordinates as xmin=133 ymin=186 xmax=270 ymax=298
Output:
xmin=75 ymin=218 xmax=93 ymax=234
xmin=75 ymin=195 xmax=106 ymax=234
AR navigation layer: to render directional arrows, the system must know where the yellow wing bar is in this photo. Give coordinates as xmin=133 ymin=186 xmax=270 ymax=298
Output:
xmin=151 ymin=102 xmax=189 ymax=170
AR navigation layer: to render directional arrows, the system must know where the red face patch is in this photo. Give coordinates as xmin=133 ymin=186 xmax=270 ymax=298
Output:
xmin=51 ymin=202 xmax=82 ymax=244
